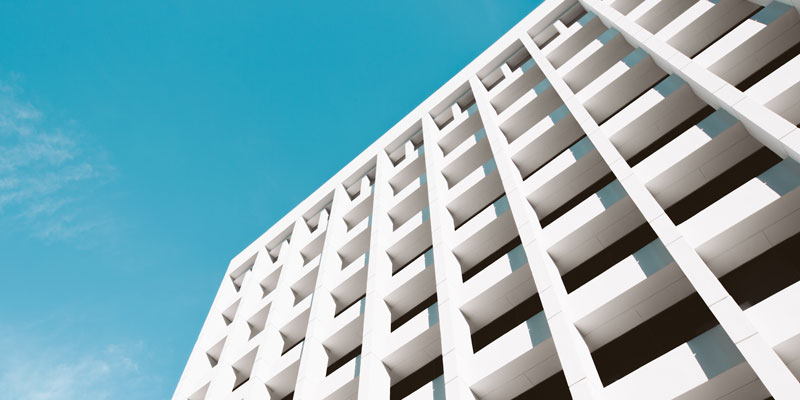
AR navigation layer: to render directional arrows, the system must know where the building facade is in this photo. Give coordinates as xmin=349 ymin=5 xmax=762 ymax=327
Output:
xmin=173 ymin=0 xmax=800 ymax=398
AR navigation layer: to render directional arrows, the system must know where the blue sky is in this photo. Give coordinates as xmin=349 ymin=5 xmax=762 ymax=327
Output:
xmin=0 ymin=1 xmax=539 ymax=398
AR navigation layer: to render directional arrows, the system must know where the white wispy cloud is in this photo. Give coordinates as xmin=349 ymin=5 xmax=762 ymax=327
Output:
xmin=0 ymin=328 xmax=162 ymax=400
xmin=0 ymin=76 xmax=113 ymax=241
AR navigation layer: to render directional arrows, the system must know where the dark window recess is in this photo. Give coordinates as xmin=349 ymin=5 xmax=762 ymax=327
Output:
xmin=462 ymin=236 xmax=522 ymax=282
xmin=539 ymin=172 xmax=617 ymax=228
xmin=231 ymin=376 xmax=249 ymax=392
xmin=563 ymin=10 xmax=588 ymax=28
xmin=721 ymin=232 xmax=800 ymax=310
xmin=471 ymin=294 xmax=543 ymax=352
xmin=591 ymin=293 xmax=719 ymax=386
xmin=523 ymin=135 xmax=588 ymax=182
xmin=281 ymin=338 xmax=304 ymax=356
xmin=455 ymin=192 xmax=506 ymax=230
xmin=512 ymin=370 xmax=572 ymax=400
xmin=391 ymin=294 xmax=438 ymax=332
xmin=334 ymin=293 xmax=366 ymax=318
xmin=626 ymin=106 xmax=715 ymax=167
xmin=326 ymin=345 xmax=362 ymax=376
xmin=562 ymin=223 xmax=658 ymax=293
xmin=393 ymin=245 xmax=433 ymax=276
xmin=736 ymin=40 xmax=800 ymax=91
xmin=390 ymin=356 xmax=444 ymax=400
xmin=538 ymin=32 xmax=560 ymax=49
xmin=279 ymin=392 xmax=294 ymax=400
xmin=597 ymin=74 xmax=669 ymax=127
xmin=665 ymin=147 xmax=781 ymax=225
xmin=690 ymin=7 xmax=764 ymax=59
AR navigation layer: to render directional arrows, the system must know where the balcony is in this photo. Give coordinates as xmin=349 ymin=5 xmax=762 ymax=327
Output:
xmin=470 ymin=311 xmax=558 ymax=400
xmin=559 ymin=27 xmax=633 ymax=94
xmin=680 ymin=158 xmax=800 ymax=265
xmin=604 ymin=75 xmax=707 ymax=160
xmin=545 ymin=12 xmax=607 ymax=69
xmin=460 ymin=243 xmax=532 ymax=333
xmin=489 ymin=58 xmax=546 ymax=115
xmin=497 ymin=80 xmax=563 ymax=144
xmin=390 ymin=152 xmax=427 ymax=196
xmin=452 ymin=197 xmax=518 ymax=282
xmin=319 ymin=355 xmax=360 ymax=400
xmin=265 ymin=341 xmax=302 ymax=399
xmin=694 ymin=2 xmax=800 ymax=88
xmin=510 ymin=109 xmax=581 ymax=180
xmin=384 ymin=302 xmax=442 ymax=385
xmin=386 ymin=249 xmax=436 ymax=323
xmin=323 ymin=297 xmax=365 ymax=385
xmin=387 ymin=210 xmax=432 ymax=275
xmin=543 ymin=180 xmax=645 ymax=275
xmin=604 ymin=325 xmax=759 ymax=399
xmin=569 ymin=238 xmax=692 ymax=349
xmin=342 ymin=191 xmax=373 ymax=232
xmin=633 ymin=109 xmax=762 ymax=210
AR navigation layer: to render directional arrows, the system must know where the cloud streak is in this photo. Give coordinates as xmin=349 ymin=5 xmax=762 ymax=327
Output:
xmin=0 ymin=327 xmax=162 ymax=400
xmin=0 ymin=77 xmax=112 ymax=241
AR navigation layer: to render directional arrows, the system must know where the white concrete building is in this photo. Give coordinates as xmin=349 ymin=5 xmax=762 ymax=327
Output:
xmin=173 ymin=0 xmax=800 ymax=398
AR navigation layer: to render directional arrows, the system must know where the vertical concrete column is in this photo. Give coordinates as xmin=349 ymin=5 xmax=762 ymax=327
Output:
xmin=468 ymin=76 xmax=606 ymax=400
xmin=293 ymin=187 xmax=350 ymax=399
xmin=520 ymin=22 xmax=800 ymax=398
xmin=421 ymin=114 xmax=479 ymax=399
xmin=357 ymin=152 xmax=395 ymax=399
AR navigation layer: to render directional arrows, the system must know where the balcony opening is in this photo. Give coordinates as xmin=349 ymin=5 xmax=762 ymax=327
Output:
xmin=562 ymin=223 xmax=658 ymax=292
xmin=231 ymin=348 xmax=258 ymax=392
xmin=721 ymin=232 xmax=800 ymax=310
xmin=689 ymin=6 xmax=765 ymax=59
xmin=230 ymin=254 xmax=256 ymax=292
xmin=591 ymin=293 xmax=720 ymax=385
xmin=267 ymin=229 xmax=293 ymax=263
xmin=206 ymin=337 xmax=226 ymax=368
xmin=261 ymin=266 xmax=281 ymax=298
xmin=326 ymin=344 xmax=361 ymax=376
xmin=281 ymin=336 xmax=304 ymax=357
xmin=462 ymin=236 xmax=521 ymax=282
xmin=188 ymin=383 xmax=210 ymax=400
xmin=471 ymin=293 xmax=543 ymax=352
xmin=389 ymin=356 xmax=444 ymax=400
xmin=391 ymin=293 xmax=437 ymax=332
xmin=597 ymin=73 xmax=669 ymax=126
xmin=534 ymin=24 xmax=560 ymax=49
xmin=665 ymin=146 xmax=781 ymax=225
xmin=221 ymin=299 xmax=240 ymax=326
xmin=539 ymin=171 xmax=616 ymax=228
xmin=279 ymin=392 xmax=294 ymax=400
xmin=247 ymin=304 xmax=271 ymax=340
xmin=512 ymin=370 xmax=571 ymax=399
xmin=560 ymin=3 xmax=588 ymax=28
xmin=736 ymin=40 xmax=800 ymax=91
xmin=522 ymin=134 xmax=588 ymax=182
xmin=304 ymin=198 xmax=333 ymax=234
xmin=454 ymin=192 xmax=506 ymax=231
xmin=345 ymin=166 xmax=377 ymax=200
xmin=611 ymin=0 xmax=644 ymax=15
xmin=388 ymin=128 xmax=424 ymax=166
xmin=625 ymin=106 xmax=715 ymax=167
xmin=392 ymin=243 xmax=432 ymax=276
xmin=291 ymin=266 xmax=320 ymax=306
xmin=334 ymin=293 xmax=366 ymax=318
